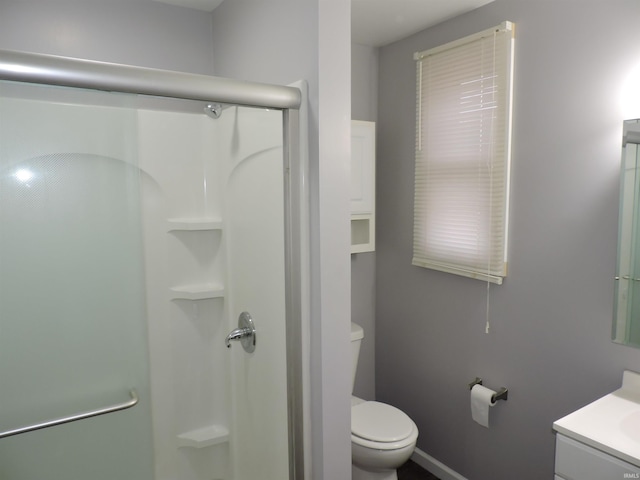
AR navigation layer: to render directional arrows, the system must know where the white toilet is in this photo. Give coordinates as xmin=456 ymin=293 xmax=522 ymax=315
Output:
xmin=351 ymin=322 xmax=419 ymax=480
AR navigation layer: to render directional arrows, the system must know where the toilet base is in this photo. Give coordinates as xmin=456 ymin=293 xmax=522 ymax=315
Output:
xmin=352 ymin=463 xmax=398 ymax=480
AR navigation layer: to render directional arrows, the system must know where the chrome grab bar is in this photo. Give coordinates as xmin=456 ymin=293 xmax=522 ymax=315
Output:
xmin=0 ymin=389 xmax=138 ymax=439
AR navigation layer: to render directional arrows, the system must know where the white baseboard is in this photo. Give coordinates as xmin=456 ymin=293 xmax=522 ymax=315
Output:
xmin=410 ymin=447 xmax=468 ymax=480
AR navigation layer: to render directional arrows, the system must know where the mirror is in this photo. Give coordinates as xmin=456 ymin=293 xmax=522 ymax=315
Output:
xmin=614 ymin=119 xmax=640 ymax=347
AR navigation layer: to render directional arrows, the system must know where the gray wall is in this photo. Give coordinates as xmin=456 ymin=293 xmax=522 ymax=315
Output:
xmin=351 ymin=42 xmax=379 ymax=401
xmin=376 ymin=1 xmax=640 ymax=479
xmin=0 ymin=0 xmax=215 ymax=74
xmin=351 ymin=43 xmax=379 ymax=122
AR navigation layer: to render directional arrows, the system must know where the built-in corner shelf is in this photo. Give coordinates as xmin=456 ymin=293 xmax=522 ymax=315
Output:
xmin=169 ymin=284 xmax=225 ymax=301
xmin=167 ymin=217 xmax=223 ymax=232
xmin=177 ymin=424 xmax=229 ymax=449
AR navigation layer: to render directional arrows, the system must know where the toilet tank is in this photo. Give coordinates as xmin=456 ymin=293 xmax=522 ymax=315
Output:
xmin=351 ymin=322 xmax=364 ymax=393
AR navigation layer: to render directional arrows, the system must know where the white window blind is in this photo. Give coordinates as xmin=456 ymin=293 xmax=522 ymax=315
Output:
xmin=413 ymin=21 xmax=514 ymax=285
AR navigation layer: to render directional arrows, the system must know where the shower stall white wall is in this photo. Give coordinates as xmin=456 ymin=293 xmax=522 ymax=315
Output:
xmin=138 ymin=100 xmax=290 ymax=480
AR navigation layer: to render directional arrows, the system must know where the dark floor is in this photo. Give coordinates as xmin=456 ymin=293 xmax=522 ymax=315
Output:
xmin=397 ymin=460 xmax=440 ymax=480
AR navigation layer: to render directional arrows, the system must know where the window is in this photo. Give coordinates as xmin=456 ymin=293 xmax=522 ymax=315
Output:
xmin=413 ymin=22 xmax=515 ymax=284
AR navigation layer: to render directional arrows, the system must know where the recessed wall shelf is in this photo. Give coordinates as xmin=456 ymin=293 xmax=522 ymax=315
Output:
xmin=169 ymin=284 xmax=225 ymax=301
xmin=351 ymin=214 xmax=375 ymax=254
xmin=167 ymin=218 xmax=223 ymax=231
xmin=177 ymin=424 xmax=229 ymax=449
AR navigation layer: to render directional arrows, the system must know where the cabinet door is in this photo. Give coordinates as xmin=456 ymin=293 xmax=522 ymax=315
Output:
xmin=555 ymin=434 xmax=640 ymax=480
xmin=351 ymin=120 xmax=375 ymax=215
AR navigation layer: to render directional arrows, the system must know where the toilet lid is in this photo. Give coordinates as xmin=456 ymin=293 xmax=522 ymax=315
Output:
xmin=351 ymin=401 xmax=414 ymax=443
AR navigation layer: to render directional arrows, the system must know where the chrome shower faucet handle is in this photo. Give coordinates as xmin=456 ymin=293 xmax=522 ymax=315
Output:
xmin=225 ymin=312 xmax=256 ymax=353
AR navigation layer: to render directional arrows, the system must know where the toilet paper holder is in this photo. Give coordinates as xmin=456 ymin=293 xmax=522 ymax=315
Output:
xmin=468 ymin=377 xmax=508 ymax=402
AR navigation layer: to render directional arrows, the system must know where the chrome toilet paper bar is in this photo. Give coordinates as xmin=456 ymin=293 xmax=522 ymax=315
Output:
xmin=468 ymin=377 xmax=508 ymax=402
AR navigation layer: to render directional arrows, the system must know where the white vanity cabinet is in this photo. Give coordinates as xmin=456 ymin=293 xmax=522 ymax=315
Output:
xmin=555 ymin=434 xmax=639 ymax=479
xmin=553 ymin=370 xmax=640 ymax=480
xmin=351 ymin=120 xmax=376 ymax=254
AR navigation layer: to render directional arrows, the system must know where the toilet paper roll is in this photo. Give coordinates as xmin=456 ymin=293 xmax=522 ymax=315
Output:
xmin=470 ymin=384 xmax=497 ymax=428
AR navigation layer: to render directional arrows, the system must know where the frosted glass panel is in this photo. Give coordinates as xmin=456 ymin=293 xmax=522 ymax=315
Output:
xmin=0 ymin=83 xmax=153 ymax=479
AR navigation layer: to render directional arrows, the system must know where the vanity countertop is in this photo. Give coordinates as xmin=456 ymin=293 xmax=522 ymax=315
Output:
xmin=553 ymin=370 xmax=640 ymax=467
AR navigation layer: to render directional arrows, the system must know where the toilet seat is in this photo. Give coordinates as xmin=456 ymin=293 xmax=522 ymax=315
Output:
xmin=351 ymin=401 xmax=418 ymax=451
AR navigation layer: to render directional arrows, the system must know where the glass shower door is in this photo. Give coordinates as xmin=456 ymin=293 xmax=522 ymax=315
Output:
xmin=0 ymin=81 xmax=299 ymax=480
xmin=0 ymin=82 xmax=154 ymax=480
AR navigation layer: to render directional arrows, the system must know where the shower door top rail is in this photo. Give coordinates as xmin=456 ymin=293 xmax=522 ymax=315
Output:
xmin=0 ymin=389 xmax=139 ymax=439
xmin=0 ymin=49 xmax=301 ymax=110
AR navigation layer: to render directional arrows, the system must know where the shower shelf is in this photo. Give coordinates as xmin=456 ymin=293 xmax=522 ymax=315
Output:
xmin=169 ymin=284 xmax=225 ymax=300
xmin=166 ymin=217 xmax=223 ymax=231
xmin=177 ymin=424 xmax=229 ymax=449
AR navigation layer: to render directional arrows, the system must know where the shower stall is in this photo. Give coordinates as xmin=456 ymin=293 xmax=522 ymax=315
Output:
xmin=0 ymin=50 xmax=308 ymax=480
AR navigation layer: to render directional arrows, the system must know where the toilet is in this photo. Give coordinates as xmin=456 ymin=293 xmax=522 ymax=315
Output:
xmin=351 ymin=322 xmax=419 ymax=480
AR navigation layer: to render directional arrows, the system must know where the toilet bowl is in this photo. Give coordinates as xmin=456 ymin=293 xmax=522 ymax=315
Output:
xmin=351 ymin=396 xmax=418 ymax=480
xmin=350 ymin=323 xmax=419 ymax=480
